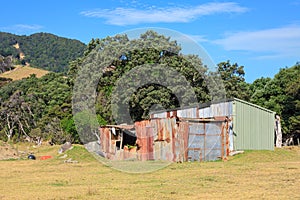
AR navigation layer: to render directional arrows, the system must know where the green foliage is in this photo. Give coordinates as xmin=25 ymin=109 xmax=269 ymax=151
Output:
xmin=71 ymin=30 xmax=209 ymax=124
xmin=0 ymin=77 xmax=12 ymax=88
xmin=0 ymin=73 xmax=78 ymax=144
xmin=0 ymin=32 xmax=86 ymax=73
xmin=0 ymin=55 xmax=14 ymax=74
xmin=250 ymin=63 xmax=300 ymax=135
xmin=0 ymin=32 xmax=19 ymax=57
xmin=1 ymin=30 xmax=299 ymax=144
xmin=217 ymin=60 xmax=250 ymax=100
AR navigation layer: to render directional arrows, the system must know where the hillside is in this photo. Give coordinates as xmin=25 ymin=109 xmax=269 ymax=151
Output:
xmin=0 ymin=32 xmax=86 ymax=73
xmin=0 ymin=65 xmax=49 ymax=81
xmin=0 ymin=54 xmax=14 ymax=73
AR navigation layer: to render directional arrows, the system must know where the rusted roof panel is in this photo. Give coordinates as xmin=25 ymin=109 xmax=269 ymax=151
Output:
xmin=101 ymin=124 xmax=134 ymax=130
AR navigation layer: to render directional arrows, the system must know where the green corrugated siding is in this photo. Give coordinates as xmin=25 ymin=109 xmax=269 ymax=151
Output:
xmin=233 ymin=98 xmax=275 ymax=150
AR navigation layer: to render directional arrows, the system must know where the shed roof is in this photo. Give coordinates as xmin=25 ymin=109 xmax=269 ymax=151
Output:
xmin=100 ymin=124 xmax=135 ymax=130
xmin=149 ymin=98 xmax=275 ymax=116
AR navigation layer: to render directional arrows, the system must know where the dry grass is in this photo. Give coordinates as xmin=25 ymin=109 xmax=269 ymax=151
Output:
xmin=0 ymin=65 xmax=49 ymax=81
xmin=0 ymin=144 xmax=299 ymax=200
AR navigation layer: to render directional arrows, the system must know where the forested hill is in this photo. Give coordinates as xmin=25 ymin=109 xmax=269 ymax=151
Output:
xmin=0 ymin=32 xmax=86 ymax=73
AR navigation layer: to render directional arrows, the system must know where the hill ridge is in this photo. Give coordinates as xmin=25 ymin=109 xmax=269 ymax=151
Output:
xmin=0 ymin=31 xmax=86 ymax=73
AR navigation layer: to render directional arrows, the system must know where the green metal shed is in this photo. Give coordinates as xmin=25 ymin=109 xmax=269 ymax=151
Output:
xmin=232 ymin=98 xmax=275 ymax=150
xmin=151 ymin=98 xmax=276 ymax=151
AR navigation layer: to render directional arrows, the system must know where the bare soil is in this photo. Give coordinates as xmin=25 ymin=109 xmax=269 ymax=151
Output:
xmin=0 ymin=141 xmax=19 ymax=160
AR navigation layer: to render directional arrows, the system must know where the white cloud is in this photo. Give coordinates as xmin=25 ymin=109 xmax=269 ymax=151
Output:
xmin=188 ymin=35 xmax=209 ymax=43
xmin=13 ymin=24 xmax=43 ymax=30
xmin=290 ymin=0 xmax=300 ymax=5
xmin=214 ymin=25 xmax=300 ymax=58
xmin=1 ymin=24 xmax=43 ymax=34
xmin=80 ymin=2 xmax=248 ymax=25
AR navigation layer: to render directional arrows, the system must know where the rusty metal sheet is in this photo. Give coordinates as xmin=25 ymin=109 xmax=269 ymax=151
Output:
xmin=135 ymin=120 xmax=151 ymax=161
xmin=151 ymin=118 xmax=175 ymax=161
xmin=135 ymin=118 xmax=188 ymax=162
xmin=99 ymin=127 xmax=112 ymax=159
xmin=102 ymin=124 xmax=134 ymax=130
xmin=176 ymin=122 xmax=189 ymax=162
xmin=100 ymin=117 xmax=229 ymax=162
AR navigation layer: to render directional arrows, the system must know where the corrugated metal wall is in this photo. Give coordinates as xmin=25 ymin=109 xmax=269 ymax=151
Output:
xmin=187 ymin=121 xmax=228 ymax=161
xmin=151 ymin=98 xmax=275 ymax=151
xmin=99 ymin=127 xmax=117 ymax=159
xmin=199 ymin=102 xmax=233 ymax=118
xmin=233 ymin=98 xmax=275 ymax=150
xmin=152 ymin=102 xmax=233 ymax=119
xmin=135 ymin=120 xmax=154 ymax=161
xmin=151 ymin=107 xmax=199 ymax=118
xmin=135 ymin=118 xmax=228 ymax=162
xmin=135 ymin=118 xmax=188 ymax=162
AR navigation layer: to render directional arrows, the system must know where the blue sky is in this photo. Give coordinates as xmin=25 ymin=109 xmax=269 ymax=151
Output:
xmin=1 ymin=0 xmax=299 ymax=82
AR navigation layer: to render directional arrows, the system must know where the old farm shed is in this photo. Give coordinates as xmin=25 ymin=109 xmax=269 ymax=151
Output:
xmin=99 ymin=98 xmax=275 ymax=162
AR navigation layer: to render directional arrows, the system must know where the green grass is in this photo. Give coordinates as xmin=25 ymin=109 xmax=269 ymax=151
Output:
xmin=0 ymin=145 xmax=299 ymax=199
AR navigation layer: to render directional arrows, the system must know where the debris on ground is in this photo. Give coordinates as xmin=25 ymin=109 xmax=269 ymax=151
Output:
xmin=0 ymin=142 xmax=19 ymax=160
xmin=64 ymin=158 xmax=78 ymax=163
xmin=59 ymin=154 xmax=68 ymax=159
xmin=40 ymin=155 xmax=52 ymax=160
xmin=229 ymin=151 xmax=244 ymax=156
xmin=28 ymin=154 xmax=36 ymax=160
xmin=58 ymin=142 xmax=73 ymax=154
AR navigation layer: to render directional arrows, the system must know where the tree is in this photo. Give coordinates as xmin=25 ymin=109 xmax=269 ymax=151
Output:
xmin=250 ymin=63 xmax=300 ymax=136
xmin=0 ymin=73 xmax=77 ymax=143
xmin=72 ymin=30 xmax=209 ymax=125
xmin=217 ymin=61 xmax=250 ymax=100
xmin=0 ymin=55 xmax=14 ymax=73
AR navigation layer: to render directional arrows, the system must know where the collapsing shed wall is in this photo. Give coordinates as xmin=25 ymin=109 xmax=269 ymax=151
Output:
xmin=135 ymin=118 xmax=188 ymax=162
xmin=135 ymin=118 xmax=229 ymax=162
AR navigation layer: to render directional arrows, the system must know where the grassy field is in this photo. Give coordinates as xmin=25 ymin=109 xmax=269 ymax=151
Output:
xmin=0 ymin=65 xmax=49 ymax=81
xmin=0 ymin=144 xmax=299 ymax=200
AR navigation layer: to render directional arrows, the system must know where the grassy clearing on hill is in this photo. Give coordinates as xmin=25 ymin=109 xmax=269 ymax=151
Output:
xmin=0 ymin=143 xmax=299 ymax=200
xmin=0 ymin=65 xmax=49 ymax=80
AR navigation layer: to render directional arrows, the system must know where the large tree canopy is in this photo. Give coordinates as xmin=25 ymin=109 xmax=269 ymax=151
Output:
xmin=250 ymin=63 xmax=300 ymax=135
xmin=71 ymin=30 xmax=211 ymax=125
xmin=0 ymin=30 xmax=299 ymax=144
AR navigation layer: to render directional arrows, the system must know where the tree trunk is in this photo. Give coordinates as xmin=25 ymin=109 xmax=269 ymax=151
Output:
xmin=6 ymin=116 xmax=14 ymax=142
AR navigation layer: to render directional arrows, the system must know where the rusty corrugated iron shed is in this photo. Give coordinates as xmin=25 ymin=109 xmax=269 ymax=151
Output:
xmin=99 ymin=117 xmax=229 ymax=162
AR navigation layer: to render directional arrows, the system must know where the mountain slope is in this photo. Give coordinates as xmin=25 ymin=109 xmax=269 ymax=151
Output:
xmin=0 ymin=32 xmax=86 ymax=73
xmin=0 ymin=65 xmax=49 ymax=81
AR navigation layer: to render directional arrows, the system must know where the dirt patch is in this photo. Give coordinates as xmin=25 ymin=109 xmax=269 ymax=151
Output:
xmin=13 ymin=43 xmax=20 ymax=49
xmin=0 ymin=65 xmax=49 ymax=80
xmin=0 ymin=142 xmax=19 ymax=160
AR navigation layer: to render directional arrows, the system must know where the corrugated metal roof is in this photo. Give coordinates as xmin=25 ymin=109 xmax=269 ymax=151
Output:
xmin=101 ymin=124 xmax=135 ymax=130
xmin=233 ymin=98 xmax=275 ymax=114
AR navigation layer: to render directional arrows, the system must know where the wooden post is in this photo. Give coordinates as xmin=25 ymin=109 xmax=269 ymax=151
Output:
xmin=275 ymin=115 xmax=282 ymax=148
